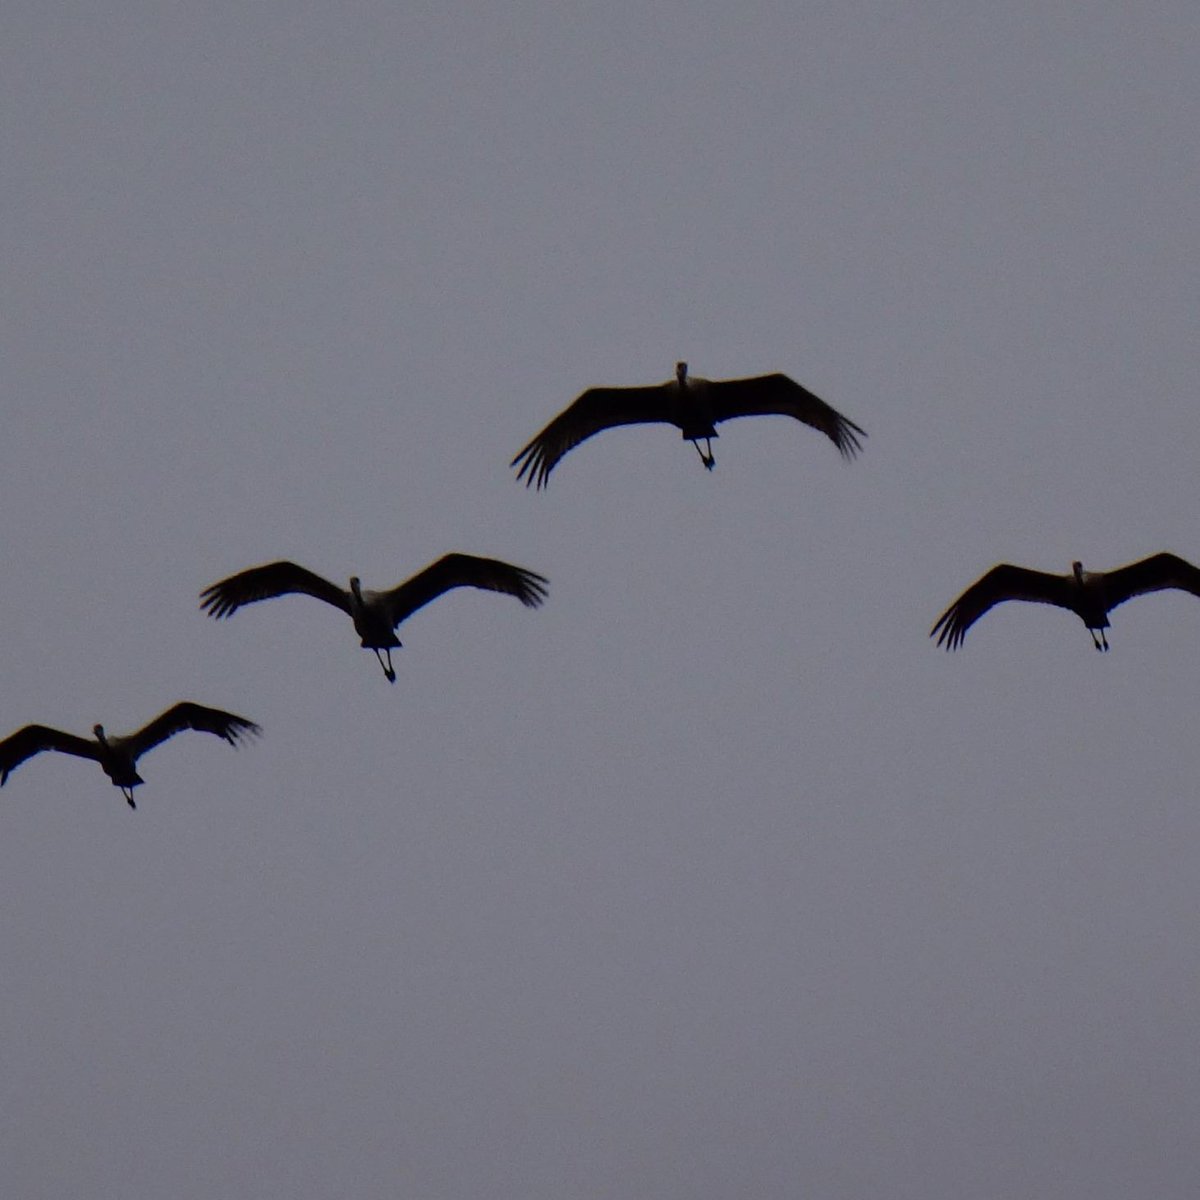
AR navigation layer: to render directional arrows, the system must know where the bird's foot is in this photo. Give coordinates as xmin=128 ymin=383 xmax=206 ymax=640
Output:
xmin=376 ymin=649 xmax=397 ymax=683
xmin=373 ymin=649 xmax=398 ymax=682
xmin=703 ymin=455 xmax=715 ymax=470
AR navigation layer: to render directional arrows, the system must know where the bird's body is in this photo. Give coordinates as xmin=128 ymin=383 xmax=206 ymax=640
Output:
xmin=93 ymin=732 xmax=146 ymax=795
xmin=0 ymin=703 xmax=261 ymax=808
xmin=201 ymin=553 xmax=549 ymax=682
xmin=931 ymin=553 xmax=1200 ymax=651
xmin=511 ymin=361 xmax=865 ymax=487
xmin=348 ymin=577 xmax=402 ymax=661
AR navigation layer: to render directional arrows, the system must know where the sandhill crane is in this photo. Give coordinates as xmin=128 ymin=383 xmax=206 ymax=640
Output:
xmin=931 ymin=553 xmax=1200 ymax=651
xmin=511 ymin=362 xmax=866 ymax=488
xmin=201 ymin=553 xmax=549 ymax=682
xmin=0 ymin=702 xmax=261 ymax=808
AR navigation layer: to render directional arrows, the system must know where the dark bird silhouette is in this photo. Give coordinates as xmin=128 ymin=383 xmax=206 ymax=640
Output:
xmin=511 ymin=361 xmax=866 ymax=487
xmin=201 ymin=553 xmax=549 ymax=682
xmin=0 ymin=703 xmax=261 ymax=808
xmin=931 ymin=553 xmax=1200 ymax=651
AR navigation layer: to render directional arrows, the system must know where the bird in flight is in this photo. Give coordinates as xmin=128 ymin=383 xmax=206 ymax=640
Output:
xmin=511 ymin=361 xmax=865 ymax=488
xmin=0 ymin=702 xmax=261 ymax=808
xmin=201 ymin=553 xmax=549 ymax=682
xmin=931 ymin=553 xmax=1200 ymax=651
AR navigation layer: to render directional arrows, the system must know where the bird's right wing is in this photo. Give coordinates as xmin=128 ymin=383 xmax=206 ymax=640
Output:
xmin=511 ymin=384 xmax=676 ymax=488
xmin=705 ymin=373 xmax=867 ymax=459
xmin=381 ymin=553 xmax=549 ymax=626
xmin=0 ymin=725 xmax=101 ymax=784
xmin=123 ymin=703 xmax=262 ymax=760
xmin=930 ymin=564 xmax=1071 ymax=650
xmin=1102 ymin=552 xmax=1200 ymax=608
xmin=200 ymin=562 xmax=351 ymax=619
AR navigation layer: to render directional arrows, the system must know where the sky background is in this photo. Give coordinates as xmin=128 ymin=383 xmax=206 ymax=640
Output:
xmin=3 ymin=2 xmax=1200 ymax=1196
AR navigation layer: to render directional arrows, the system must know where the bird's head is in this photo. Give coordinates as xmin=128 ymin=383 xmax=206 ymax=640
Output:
xmin=1072 ymin=561 xmax=1085 ymax=583
xmin=675 ymin=361 xmax=688 ymax=384
xmin=93 ymin=723 xmax=107 ymax=743
xmin=349 ymin=576 xmax=363 ymax=600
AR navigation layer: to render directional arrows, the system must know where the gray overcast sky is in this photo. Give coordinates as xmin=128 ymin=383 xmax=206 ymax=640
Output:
xmin=3 ymin=2 xmax=1199 ymax=1196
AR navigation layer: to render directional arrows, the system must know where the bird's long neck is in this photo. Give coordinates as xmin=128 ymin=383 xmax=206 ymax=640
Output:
xmin=93 ymin=724 xmax=108 ymax=747
xmin=1072 ymin=561 xmax=1086 ymax=587
xmin=675 ymin=361 xmax=688 ymax=388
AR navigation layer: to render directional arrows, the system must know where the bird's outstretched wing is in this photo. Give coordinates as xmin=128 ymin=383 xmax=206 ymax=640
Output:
xmin=1102 ymin=552 xmax=1200 ymax=610
xmin=705 ymin=373 xmax=866 ymax=459
xmin=200 ymin=562 xmax=351 ymax=619
xmin=381 ymin=554 xmax=549 ymax=626
xmin=931 ymin=564 xmax=1073 ymax=650
xmin=0 ymin=725 xmax=101 ymax=784
xmin=511 ymin=384 xmax=677 ymax=488
xmin=122 ymin=703 xmax=262 ymax=760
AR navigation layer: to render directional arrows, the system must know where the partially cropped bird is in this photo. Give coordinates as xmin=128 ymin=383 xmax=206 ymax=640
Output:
xmin=201 ymin=553 xmax=549 ymax=682
xmin=931 ymin=553 xmax=1200 ymax=651
xmin=511 ymin=361 xmax=865 ymax=487
xmin=0 ymin=703 xmax=261 ymax=808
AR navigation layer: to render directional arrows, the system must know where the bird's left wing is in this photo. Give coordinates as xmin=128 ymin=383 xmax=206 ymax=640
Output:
xmin=931 ymin=564 xmax=1071 ymax=650
xmin=705 ymin=373 xmax=866 ymax=459
xmin=123 ymin=703 xmax=262 ymax=760
xmin=1102 ymin=552 xmax=1200 ymax=609
xmin=200 ymin=562 xmax=352 ymax=619
xmin=0 ymin=725 xmax=101 ymax=784
xmin=511 ymin=384 xmax=677 ymax=488
xmin=381 ymin=554 xmax=549 ymax=626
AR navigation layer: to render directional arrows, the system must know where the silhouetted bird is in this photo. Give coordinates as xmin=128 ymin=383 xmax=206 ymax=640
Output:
xmin=0 ymin=703 xmax=261 ymax=808
xmin=201 ymin=554 xmax=548 ymax=682
xmin=931 ymin=553 xmax=1200 ymax=651
xmin=511 ymin=361 xmax=865 ymax=487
